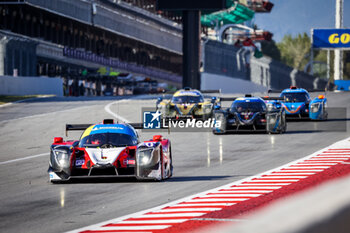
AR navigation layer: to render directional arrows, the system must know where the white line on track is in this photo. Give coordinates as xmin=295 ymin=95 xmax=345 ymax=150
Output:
xmin=104 ymin=100 xmax=131 ymax=123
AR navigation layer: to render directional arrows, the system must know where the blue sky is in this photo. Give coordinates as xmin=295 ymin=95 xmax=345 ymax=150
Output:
xmin=254 ymin=0 xmax=350 ymax=42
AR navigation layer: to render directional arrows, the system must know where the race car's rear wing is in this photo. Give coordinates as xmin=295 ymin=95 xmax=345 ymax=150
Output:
xmin=65 ymin=120 xmax=149 ymax=136
xmin=218 ymin=97 xmax=237 ymax=102
xmin=217 ymin=96 xmax=284 ymax=102
xmin=65 ymin=124 xmax=91 ymax=136
xmin=262 ymin=96 xmax=285 ymax=101
xmin=161 ymin=89 xmax=221 ymax=95
xmin=268 ymin=88 xmax=327 ymax=93
xmin=201 ymin=89 xmax=221 ymax=94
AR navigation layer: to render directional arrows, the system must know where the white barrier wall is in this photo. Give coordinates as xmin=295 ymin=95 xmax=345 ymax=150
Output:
xmin=0 ymin=76 xmax=63 ymax=97
xmin=201 ymin=72 xmax=268 ymax=94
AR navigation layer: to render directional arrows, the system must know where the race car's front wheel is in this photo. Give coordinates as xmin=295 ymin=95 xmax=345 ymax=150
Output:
xmin=168 ymin=146 xmax=173 ymax=178
xmin=279 ymin=115 xmax=287 ymax=134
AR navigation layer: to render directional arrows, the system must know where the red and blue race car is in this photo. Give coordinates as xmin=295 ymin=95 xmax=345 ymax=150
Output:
xmin=278 ymin=86 xmax=328 ymax=120
xmin=48 ymin=119 xmax=172 ymax=183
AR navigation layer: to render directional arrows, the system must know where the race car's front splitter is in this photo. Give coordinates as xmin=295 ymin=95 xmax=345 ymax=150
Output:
xmin=48 ymin=171 xmax=163 ymax=182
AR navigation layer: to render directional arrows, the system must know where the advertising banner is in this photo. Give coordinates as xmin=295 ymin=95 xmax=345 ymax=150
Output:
xmin=313 ymin=29 xmax=350 ymax=49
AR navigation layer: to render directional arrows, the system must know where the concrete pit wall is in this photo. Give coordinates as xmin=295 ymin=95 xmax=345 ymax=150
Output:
xmin=0 ymin=76 xmax=63 ymax=97
xmin=201 ymin=72 xmax=268 ymax=94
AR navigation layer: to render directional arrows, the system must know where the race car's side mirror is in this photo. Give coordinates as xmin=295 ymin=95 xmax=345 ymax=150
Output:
xmin=153 ymin=135 xmax=163 ymax=141
xmin=54 ymin=137 xmax=63 ymax=144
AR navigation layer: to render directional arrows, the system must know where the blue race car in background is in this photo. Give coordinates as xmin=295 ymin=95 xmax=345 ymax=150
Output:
xmin=278 ymin=86 xmax=327 ymax=120
xmin=212 ymin=95 xmax=286 ymax=134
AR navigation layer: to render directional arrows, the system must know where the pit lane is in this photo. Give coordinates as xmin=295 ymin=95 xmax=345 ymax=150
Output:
xmin=0 ymin=92 xmax=349 ymax=233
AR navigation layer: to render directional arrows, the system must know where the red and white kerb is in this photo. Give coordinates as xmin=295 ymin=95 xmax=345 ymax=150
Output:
xmin=67 ymin=137 xmax=350 ymax=233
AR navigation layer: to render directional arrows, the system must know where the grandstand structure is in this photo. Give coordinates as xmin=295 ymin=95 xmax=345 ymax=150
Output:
xmin=0 ymin=0 xmax=183 ymax=86
xmin=0 ymin=0 xmax=277 ymax=90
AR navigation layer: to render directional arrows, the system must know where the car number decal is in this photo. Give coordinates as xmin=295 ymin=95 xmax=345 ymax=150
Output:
xmin=75 ymin=160 xmax=84 ymax=166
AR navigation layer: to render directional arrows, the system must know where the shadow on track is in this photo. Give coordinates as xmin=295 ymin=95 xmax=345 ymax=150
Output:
xmin=51 ymin=177 xmax=139 ymax=184
xmin=326 ymin=118 xmax=350 ymax=122
xmin=166 ymin=175 xmax=240 ymax=182
xmin=285 ymin=130 xmax=326 ymax=134
xmin=50 ymin=175 xmax=238 ymax=184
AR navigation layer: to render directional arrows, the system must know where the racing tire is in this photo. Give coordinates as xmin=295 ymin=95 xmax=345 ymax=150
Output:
xmin=213 ymin=130 xmax=226 ymax=135
xmin=50 ymin=180 xmax=68 ymax=184
xmin=201 ymin=113 xmax=212 ymax=121
xmin=169 ymin=145 xmax=173 ymax=178
xmin=323 ymin=111 xmax=328 ymax=121
xmin=159 ymin=148 xmax=165 ymax=181
xmin=276 ymin=116 xmax=287 ymax=134
xmin=50 ymin=180 xmax=61 ymax=184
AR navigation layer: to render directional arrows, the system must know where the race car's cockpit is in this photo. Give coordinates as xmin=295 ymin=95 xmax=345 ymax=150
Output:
xmin=79 ymin=133 xmax=137 ymax=148
xmin=170 ymin=89 xmax=205 ymax=104
xmin=171 ymin=95 xmax=204 ymax=104
xmin=78 ymin=123 xmax=139 ymax=148
xmin=231 ymin=98 xmax=266 ymax=113
xmin=280 ymin=92 xmax=309 ymax=103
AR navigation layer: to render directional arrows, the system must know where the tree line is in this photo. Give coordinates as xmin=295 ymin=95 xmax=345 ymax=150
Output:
xmin=260 ymin=33 xmax=350 ymax=80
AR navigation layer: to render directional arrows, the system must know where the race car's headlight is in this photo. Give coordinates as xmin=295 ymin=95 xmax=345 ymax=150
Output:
xmin=137 ymin=148 xmax=154 ymax=166
xmin=54 ymin=150 xmax=70 ymax=168
xmin=310 ymin=103 xmax=321 ymax=113
xmin=157 ymin=104 xmax=167 ymax=116
xmin=203 ymin=104 xmax=213 ymax=114
xmin=266 ymin=103 xmax=276 ymax=112
xmin=268 ymin=114 xmax=278 ymax=124
xmin=215 ymin=113 xmax=224 ymax=121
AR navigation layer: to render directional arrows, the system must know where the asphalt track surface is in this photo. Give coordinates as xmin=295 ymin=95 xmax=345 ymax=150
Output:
xmin=0 ymin=92 xmax=349 ymax=233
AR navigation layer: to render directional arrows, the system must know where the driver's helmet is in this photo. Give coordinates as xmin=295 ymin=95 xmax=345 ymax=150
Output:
xmin=90 ymin=134 xmax=105 ymax=145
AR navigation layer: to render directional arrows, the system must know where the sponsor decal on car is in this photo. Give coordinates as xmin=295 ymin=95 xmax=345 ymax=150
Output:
xmin=75 ymin=160 xmax=85 ymax=166
xmin=91 ymin=126 xmax=124 ymax=131
xmin=162 ymin=118 xmax=221 ymax=129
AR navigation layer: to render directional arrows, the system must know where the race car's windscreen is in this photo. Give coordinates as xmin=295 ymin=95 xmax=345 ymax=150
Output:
xmin=171 ymin=95 xmax=204 ymax=104
xmin=281 ymin=93 xmax=309 ymax=102
xmin=231 ymin=101 xmax=265 ymax=112
xmin=79 ymin=133 xmax=137 ymax=148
